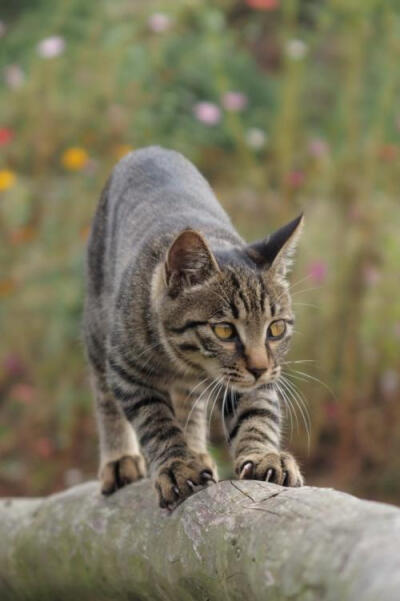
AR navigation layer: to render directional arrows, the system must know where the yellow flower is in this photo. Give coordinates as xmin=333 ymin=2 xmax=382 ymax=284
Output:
xmin=0 ymin=169 xmax=16 ymax=191
xmin=114 ymin=144 xmax=133 ymax=160
xmin=61 ymin=147 xmax=89 ymax=171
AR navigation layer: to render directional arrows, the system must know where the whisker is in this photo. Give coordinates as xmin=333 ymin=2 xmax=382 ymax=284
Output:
xmin=221 ymin=378 xmax=231 ymax=441
xmin=207 ymin=377 xmax=225 ymax=434
xmin=184 ymin=377 xmax=217 ymax=433
xmin=279 ymin=375 xmax=311 ymax=452
xmin=286 ymin=368 xmax=336 ymax=401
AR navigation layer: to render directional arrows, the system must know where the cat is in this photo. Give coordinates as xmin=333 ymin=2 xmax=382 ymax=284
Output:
xmin=84 ymin=146 xmax=304 ymax=509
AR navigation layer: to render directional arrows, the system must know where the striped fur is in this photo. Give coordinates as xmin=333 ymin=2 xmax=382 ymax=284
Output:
xmin=84 ymin=146 xmax=304 ymax=508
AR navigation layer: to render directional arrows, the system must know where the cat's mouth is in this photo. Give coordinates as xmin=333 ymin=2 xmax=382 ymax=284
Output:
xmin=226 ymin=377 xmax=276 ymax=393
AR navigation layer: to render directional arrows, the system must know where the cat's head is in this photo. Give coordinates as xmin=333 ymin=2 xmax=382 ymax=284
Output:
xmin=156 ymin=215 xmax=303 ymax=392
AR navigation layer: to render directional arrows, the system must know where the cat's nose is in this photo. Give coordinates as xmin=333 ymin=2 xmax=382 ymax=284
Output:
xmin=247 ymin=366 xmax=268 ymax=380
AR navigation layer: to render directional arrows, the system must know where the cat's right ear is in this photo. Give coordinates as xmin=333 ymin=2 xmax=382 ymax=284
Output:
xmin=165 ymin=229 xmax=220 ymax=294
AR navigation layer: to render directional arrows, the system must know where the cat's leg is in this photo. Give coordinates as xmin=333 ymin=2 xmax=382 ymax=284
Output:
xmin=170 ymin=385 xmax=218 ymax=481
xmin=91 ymin=371 xmax=146 ymax=495
xmin=109 ymin=377 xmax=215 ymax=509
xmin=225 ymin=386 xmax=303 ymax=486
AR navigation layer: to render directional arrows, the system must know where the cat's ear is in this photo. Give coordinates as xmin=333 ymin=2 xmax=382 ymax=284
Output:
xmin=246 ymin=214 xmax=304 ymax=276
xmin=165 ymin=229 xmax=220 ymax=293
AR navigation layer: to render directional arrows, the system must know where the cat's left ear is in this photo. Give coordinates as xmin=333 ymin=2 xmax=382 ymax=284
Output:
xmin=245 ymin=213 xmax=304 ymax=276
xmin=165 ymin=229 xmax=220 ymax=294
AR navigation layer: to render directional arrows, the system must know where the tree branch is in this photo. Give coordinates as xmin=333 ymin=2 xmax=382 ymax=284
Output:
xmin=0 ymin=479 xmax=399 ymax=600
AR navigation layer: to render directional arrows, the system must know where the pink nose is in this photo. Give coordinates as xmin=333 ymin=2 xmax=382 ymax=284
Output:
xmin=247 ymin=366 xmax=267 ymax=380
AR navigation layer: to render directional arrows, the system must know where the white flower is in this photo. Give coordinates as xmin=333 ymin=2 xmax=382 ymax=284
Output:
xmin=37 ymin=36 xmax=65 ymax=58
xmin=286 ymin=39 xmax=308 ymax=60
xmin=245 ymin=128 xmax=268 ymax=150
xmin=148 ymin=13 xmax=171 ymax=33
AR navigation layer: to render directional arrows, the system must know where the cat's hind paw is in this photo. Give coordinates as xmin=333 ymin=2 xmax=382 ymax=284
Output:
xmin=236 ymin=451 xmax=303 ymax=487
xmin=100 ymin=454 xmax=147 ymax=495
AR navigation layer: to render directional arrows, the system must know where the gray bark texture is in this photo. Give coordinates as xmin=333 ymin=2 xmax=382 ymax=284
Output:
xmin=0 ymin=479 xmax=400 ymax=601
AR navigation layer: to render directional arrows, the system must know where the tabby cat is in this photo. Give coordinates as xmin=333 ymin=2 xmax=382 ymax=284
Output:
xmin=84 ymin=146 xmax=304 ymax=509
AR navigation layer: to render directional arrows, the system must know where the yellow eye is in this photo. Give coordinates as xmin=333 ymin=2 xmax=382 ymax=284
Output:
xmin=267 ymin=319 xmax=286 ymax=340
xmin=213 ymin=323 xmax=236 ymax=341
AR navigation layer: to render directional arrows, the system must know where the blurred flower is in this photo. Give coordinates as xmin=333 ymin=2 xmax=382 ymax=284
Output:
xmin=35 ymin=437 xmax=53 ymax=458
xmin=37 ymin=36 xmax=65 ymax=58
xmin=286 ymin=39 xmax=308 ymax=60
xmin=378 ymin=144 xmax=398 ymax=162
xmin=61 ymin=147 xmax=89 ymax=170
xmin=4 ymin=64 xmax=25 ymax=89
xmin=0 ymin=127 xmax=14 ymax=145
xmin=0 ymin=169 xmax=16 ymax=190
xmin=114 ymin=144 xmax=133 ymax=160
xmin=193 ymin=102 xmax=221 ymax=126
xmin=245 ymin=128 xmax=268 ymax=150
xmin=287 ymin=170 xmax=304 ymax=188
xmin=10 ymin=383 xmax=34 ymax=405
xmin=148 ymin=13 xmax=171 ymax=33
xmin=245 ymin=0 xmax=279 ymax=10
xmin=10 ymin=225 xmax=36 ymax=245
xmin=0 ymin=278 xmax=16 ymax=297
xmin=394 ymin=322 xmax=400 ymax=338
xmin=324 ymin=402 xmax=338 ymax=420
xmin=80 ymin=225 xmax=90 ymax=241
xmin=380 ymin=369 xmax=399 ymax=397
xmin=0 ymin=21 xmax=6 ymax=38
xmin=308 ymin=260 xmax=327 ymax=284
xmin=221 ymin=91 xmax=248 ymax=112
xmin=308 ymin=137 xmax=329 ymax=158
xmin=363 ymin=264 xmax=380 ymax=287
xmin=3 ymin=353 xmax=25 ymax=377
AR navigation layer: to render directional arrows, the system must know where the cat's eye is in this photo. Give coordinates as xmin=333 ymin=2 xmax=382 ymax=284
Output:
xmin=267 ymin=319 xmax=286 ymax=340
xmin=213 ymin=323 xmax=236 ymax=341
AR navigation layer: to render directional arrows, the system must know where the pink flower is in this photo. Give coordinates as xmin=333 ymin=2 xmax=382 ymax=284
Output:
xmin=324 ymin=402 xmax=338 ymax=420
xmin=287 ymin=170 xmax=305 ymax=188
xmin=308 ymin=138 xmax=329 ymax=158
xmin=0 ymin=127 xmax=13 ymax=145
xmin=37 ymin=36 xmax=65 ymax=58
xmin=245 ymin=0 xmax=279 ymax=10
xmin=193 ymin=102 xmax=221 ymax=126
xmin=308 ymin=260 xmax=327 ymax=284
xmin=221 ymin=91 xmax=248 ymax=112
xmin=148 ymin=13 xmax=171 ymax=33
xmin=10 ymin=383 xmax=34 ymax=405
xmin=36 ymin=437 xmax=53 ymax=458
xmin=4 ymin=64 xmax=25 ymax=89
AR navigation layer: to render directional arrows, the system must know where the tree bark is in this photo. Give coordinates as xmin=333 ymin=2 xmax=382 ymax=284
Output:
xmin=0 ymin=479 xmax=399 ymax=601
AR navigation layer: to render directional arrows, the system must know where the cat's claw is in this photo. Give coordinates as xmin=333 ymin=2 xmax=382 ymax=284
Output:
xmin=155 ymin=455 xmax=217 ymax=510
xmin=100 ymin=454 xmax=146 ymax=495
xmin=237 ymin=451 xmax=303 ymax=487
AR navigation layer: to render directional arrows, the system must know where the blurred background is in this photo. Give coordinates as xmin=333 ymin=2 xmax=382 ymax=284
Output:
xmin=0 ymin=0 xmax=399 ymax=504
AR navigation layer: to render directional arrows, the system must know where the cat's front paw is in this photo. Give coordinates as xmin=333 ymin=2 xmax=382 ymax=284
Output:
xmin=236 ymin=451 xmax=303 ymax=487
xmin=155 ymin=453 xmax=217 ymax=510
xmin=100 ymin=454 xmax=147 ymax=495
